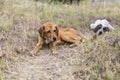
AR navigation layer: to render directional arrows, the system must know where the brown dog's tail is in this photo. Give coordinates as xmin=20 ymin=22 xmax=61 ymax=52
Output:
xmin=79 ymin=32 xmax=97 ymax=43
xmin=77 ymin=32 xmax=88 ymax=42
xmin=86 ymin=34 xmax=97 ymax=42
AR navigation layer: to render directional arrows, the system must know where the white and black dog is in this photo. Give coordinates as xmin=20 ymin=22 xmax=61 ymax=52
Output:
xmin=90 ymin=19 xmax=114 ymax=35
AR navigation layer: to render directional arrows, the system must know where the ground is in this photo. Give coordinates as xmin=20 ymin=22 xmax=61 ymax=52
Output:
xmin=0 ymin=0 xmax=120 ymax=80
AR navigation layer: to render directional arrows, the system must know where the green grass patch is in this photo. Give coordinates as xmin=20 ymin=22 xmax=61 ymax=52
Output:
xmin=0 ymin=59 xmax=7 ymax=80
xmin=0 ymin=22 xmax=13 ymax=31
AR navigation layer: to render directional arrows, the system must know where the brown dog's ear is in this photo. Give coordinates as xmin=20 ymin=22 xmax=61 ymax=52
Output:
xmin=55 ymin=26 xmax=59 ymax=36
xmin=38 ymin=26 xmax=44 ymax=37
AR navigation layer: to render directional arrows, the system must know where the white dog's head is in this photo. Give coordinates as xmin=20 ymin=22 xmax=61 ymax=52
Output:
xmin=90 ymin=19 xmax=114 ymax=35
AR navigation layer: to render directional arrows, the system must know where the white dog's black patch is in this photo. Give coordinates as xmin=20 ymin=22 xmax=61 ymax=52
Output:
xmin=90 ymin=19 xmax=114 ymax=35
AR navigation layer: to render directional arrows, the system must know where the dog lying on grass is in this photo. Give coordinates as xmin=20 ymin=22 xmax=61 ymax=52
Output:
xmin=31 ymin=22 xmax=87 ymax=56
xmin=90 ymin=19 xmax=114 ymax=35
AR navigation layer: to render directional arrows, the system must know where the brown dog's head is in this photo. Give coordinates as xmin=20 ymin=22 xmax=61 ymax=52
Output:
xmin=38 ymin=22 xmax=59 ymax=44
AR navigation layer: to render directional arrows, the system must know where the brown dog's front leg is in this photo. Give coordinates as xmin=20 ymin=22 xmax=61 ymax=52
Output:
xmin=51 ymin=39 xmax=63 ymax=53
xmin=50 ymin=42 xmax=57 ymax=54
xmin=31 ymin=36 xmax=44 ymax=56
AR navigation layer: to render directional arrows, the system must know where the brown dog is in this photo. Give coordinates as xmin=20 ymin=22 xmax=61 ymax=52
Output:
xmin=31 ymin=22 xmax=87 ymax=55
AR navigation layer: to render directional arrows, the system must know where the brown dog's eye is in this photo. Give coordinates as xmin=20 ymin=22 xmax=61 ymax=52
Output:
xmin=54 ymin=30 xmax=56 ymax=32
xmin=47 ymin=31 xmax=50 ymax=33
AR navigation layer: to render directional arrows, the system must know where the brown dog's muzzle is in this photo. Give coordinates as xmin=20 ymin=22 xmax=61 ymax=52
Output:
xmin=52 ymin=36 xmax=57 ymax=41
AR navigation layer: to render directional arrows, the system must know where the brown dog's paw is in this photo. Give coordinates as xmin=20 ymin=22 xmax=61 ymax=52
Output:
xmin=52 ymin=50 xmax=58 ymax=54
xmin=30 ymin=51 xmax=37 ymax=56
xmin=69 ymin=44 xmax=77 ymax=48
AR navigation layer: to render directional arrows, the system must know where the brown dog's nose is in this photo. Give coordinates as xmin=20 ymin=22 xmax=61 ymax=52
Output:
xmin=53 ymin=37 xmax=56 ymax=41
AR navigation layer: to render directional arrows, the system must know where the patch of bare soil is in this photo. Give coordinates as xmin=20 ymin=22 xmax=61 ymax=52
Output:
xmin=7 ymin=46 xmax=83 ymax=80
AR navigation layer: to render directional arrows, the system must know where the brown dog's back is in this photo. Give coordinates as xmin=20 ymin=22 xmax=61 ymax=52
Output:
xmin=59 ymin=28 xmax=86 ymax=45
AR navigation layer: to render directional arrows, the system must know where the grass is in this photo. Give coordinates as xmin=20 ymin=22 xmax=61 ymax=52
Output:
xmin=0 ymin=58 xmax=7 ymax=80
xmin=1 ymin=0 xmax=120 ymax=29
xmin=0 ymin=0 xmax=120 ymax=80
xmin=0 ymin=21 xmax=13 ymax=31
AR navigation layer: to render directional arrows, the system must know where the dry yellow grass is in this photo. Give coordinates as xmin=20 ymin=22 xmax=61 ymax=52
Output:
xmin=0 ymin=0 xmax=120 ymax=80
